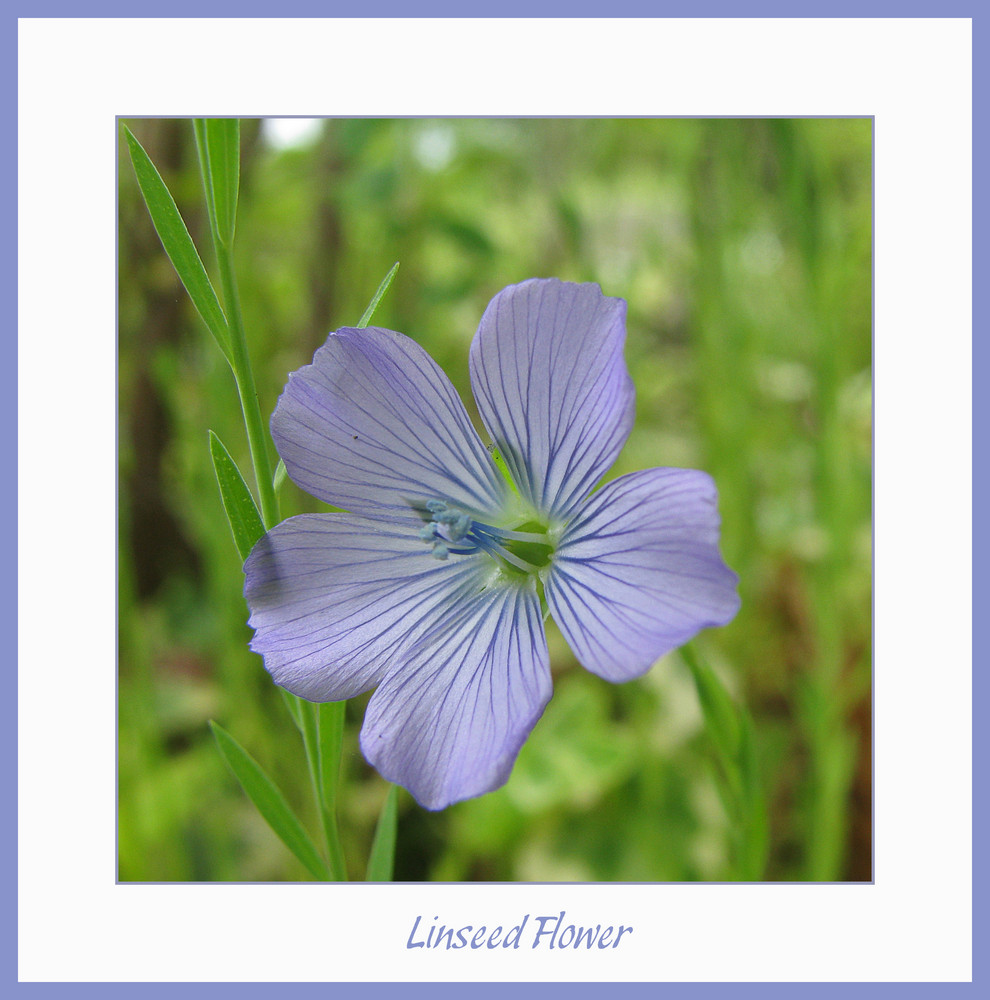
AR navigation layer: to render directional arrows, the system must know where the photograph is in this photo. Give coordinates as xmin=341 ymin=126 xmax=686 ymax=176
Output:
xmin=117 ymin=116 xmax=873 ymax=885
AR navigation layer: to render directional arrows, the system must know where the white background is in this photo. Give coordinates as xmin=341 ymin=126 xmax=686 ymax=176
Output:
xmin=18 ymin=17 xmax=972 ymax=983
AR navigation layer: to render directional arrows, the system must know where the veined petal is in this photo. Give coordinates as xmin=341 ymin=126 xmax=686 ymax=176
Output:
xmin=545 ymin=468 xmax=740 ymax=682
xmin=469 ymin=278 xmax=634 ymax=521
xmin=272 ymin=326 xmax=507 ymax=518
xmin=360 ymin=579 xmax=551 ymax=811
xmin=243 ymin=513 xmax=493 ymax=701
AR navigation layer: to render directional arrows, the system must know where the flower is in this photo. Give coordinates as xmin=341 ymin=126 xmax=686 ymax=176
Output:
xmin=244 ymin=278 xmax=740 ymax=810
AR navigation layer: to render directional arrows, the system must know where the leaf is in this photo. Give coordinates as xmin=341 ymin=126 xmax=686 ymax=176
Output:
xmin=210 ymin=721 xmax=331 ymax=881
xmin=208 ymin=431 xmax=265 ymax=560
xmin=296 ymin=701 xmax=347 ymax=880
xmin=682 ymin=644 xmax=742 ymax=775
xmin=317 ymin=701 xmax=348 ymax=880
xmin=205 ymin=118 xmax=240 ymax=245
xmin=122 ymin=125 xmax=231 ymax=362
xmin=434 ymin=217 xmax=495 ymax=256
xmin=318 ymin=701 xmax=346 ymax=811
xmin=191 ymin=120 xmax=216 ymax=237
xmin=737 ymin=710 xmax=770 ymax=880
xmin=356 ymin=262 xmax=399 ymax=328
xmin=280 ymin=689 xmax=304 ymax=733
xmin=681 ymin=644 xmax=768 ymax=880
xmin=273 ymin=458 xmax=288 ymax=494
xmin=366 ymin=785 xmax=399 ymax=882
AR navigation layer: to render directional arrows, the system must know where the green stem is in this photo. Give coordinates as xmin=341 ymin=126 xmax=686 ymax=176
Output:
xmin=214 ymin=238 xmax=279 ymax=530
xmin=318 ymin=702 xmax=348 ymax=880
xmin=212 ymin=178 xmax=346 ymax=882
xmin=191 ymin=120 xmax=347 ymax=883
xmin=299 ymin=701 xmax=347 ymax=880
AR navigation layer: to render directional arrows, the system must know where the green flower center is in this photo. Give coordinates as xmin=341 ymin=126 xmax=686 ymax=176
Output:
xmin=418 ymin=502 xmax=554 ymax=578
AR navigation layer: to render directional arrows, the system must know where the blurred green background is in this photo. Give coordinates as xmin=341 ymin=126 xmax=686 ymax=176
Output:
xmin=118 ymin=118 xmax=871 ymax=882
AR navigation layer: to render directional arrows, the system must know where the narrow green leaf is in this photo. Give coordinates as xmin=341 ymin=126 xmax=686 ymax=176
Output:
xmin=122 ymin=125 xmax=231 ymax=362
xmin=682 ymin=644 xmax=768 ymax=880
xmin=682 ymin=644 xmax=742 ymax=767
xmin=191 ymin=120 xmax=217 ymax=239
xmin=356 ymin=262 xmax=400 ymax=328
xmin=273 ymin=458 xmax=288 ymax=494
xmin=205 ymin=118 xmax=240 ymax=245
xmin=210 ymin=721 xmax=331 ymax=881
xmin=737 ymin=712 xmax=770 ymax=880
xmin=297 ymin=701 xmax=347 ymax=880
xmin=366 ymin=785 xmax=399 ymax=882
xmin=280 ymin=689 xmax=304 ymax=732
xmin=317 ymin=701 xmax=348 ymax=880
xmin=318 ymin=701 xmax=346 ymax=810
xmin=208 ymin=431 xmax=265 ymax=560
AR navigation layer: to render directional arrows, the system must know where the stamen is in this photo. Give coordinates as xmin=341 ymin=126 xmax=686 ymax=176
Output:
xmin=470 ymin=531 xmax=538 ymax=574
xmin=417 ymin=499 xmax=553 ymax=574
xmin=492 ymin=527 xmax=549 ymax=544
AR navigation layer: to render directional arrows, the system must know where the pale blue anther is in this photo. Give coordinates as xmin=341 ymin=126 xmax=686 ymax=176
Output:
xmin=420 ymin=500 xmax=475 ymax=558
xmin=435 ymin=509 xmax=471 ymax=541
xmin=417 ymin=498 xmax=552 ymax=571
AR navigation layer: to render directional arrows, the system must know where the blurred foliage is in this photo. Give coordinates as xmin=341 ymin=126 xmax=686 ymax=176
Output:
xmin=118 ymin=118 xmax=872 ymax=882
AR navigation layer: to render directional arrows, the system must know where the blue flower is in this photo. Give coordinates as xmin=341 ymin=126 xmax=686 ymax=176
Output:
xmin=244 ymin=279 xmax=740 ymax=810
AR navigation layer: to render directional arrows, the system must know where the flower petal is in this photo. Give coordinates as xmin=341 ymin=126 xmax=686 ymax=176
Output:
xmin=272 ymin=326 xmax=507 ymax=518
xmin=243 ymin=513 xmax=493 ymax=701
xmin=360 ymin=579 xmax=551 ymax=810
xmin=545 ymin=468 xmax=740 ymax=682
xmin=469 ymin=278 xmax=634 ymax=520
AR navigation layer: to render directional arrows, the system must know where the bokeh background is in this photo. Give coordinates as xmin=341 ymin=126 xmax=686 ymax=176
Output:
xmin=118 ymin=118 xmax=872 ymax=882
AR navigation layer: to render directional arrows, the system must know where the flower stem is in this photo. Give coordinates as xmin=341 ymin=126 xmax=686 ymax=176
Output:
xmin=215 ymin=227 xmax=351 ymax=881
xmin=191 ymin=120 xmax=347 ymax=882
xmin=299 ymin=701 xmax=347 ymax=880
xmin=317 ymin=701 xmax=348 ymax=880
xmin=214 ymin=238 xmax=279 ymax=530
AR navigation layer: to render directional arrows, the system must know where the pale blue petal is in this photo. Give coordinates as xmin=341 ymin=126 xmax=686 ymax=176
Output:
xmin=360 ymin=579 xmax=551 ymax=811
xmin=272 ymin=326 xmax=507 ymax=518
xmin=243 ymin=514 xmax=492 ymax=701
xmin=545 ymin=469 xmax=740 ymax=681
xmin=469 ymin=279 xmax=634 ymax=520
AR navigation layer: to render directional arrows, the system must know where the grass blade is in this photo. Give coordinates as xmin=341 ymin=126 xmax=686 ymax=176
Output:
xmin=123 ymin=125 xmax=231 ymax=362
xmin=209 ymin=721 xmax=331 ymax=881
xmin=737 ymin=710 xmax=770 ymax=880
xmin=682 ymin=643 xmax=767 ymax=880
xmin=366 ymin=785 xmax=399 ymax=881
xmin=205 ymin=118 xmax=240 ymax=245
xmin=356 ymin=262 xmax=399 ymax=328
xmin=208 ymin=430 xmax=265 ymax=561
xmin=682 ymin=645 xmax=742 ymax=789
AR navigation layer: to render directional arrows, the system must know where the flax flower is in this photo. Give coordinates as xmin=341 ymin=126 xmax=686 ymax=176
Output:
xmin=244 ymin=279 xmax=740 ymax=809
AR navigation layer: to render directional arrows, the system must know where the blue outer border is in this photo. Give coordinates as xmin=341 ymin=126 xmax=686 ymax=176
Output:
xmin=972 ymin=9 xmax=982 ymax=998
xmin=4 ymin=2 xmax=984 ymax=13
xmin=13 ymin=3 xmax=980 ymax=994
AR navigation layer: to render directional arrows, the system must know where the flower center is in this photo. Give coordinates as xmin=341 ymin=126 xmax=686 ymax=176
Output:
xmin=418 ymin=500 xmax=553 ymax=576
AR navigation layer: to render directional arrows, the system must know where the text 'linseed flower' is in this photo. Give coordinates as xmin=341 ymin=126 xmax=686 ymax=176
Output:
xmin=244 ymin=279 xmax=740 ymax=810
